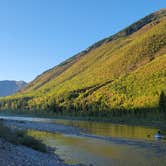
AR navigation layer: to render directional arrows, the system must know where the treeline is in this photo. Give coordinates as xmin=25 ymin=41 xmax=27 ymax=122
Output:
xmin=0 ymin=91 xmax=165 ymax=120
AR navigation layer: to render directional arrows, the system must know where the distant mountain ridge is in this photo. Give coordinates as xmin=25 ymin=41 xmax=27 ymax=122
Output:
xmin=0 ymin=80 xmax=27 ymax=97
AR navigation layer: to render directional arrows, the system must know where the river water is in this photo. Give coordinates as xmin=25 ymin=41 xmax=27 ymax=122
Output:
xmin=0 ymin=115 xmax=166 ymax=166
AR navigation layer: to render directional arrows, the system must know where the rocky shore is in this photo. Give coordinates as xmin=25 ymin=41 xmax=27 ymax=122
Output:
xmin=0 ymin=119 xmax=81 ymax=166
xmin=3 ymin=119 xmax=81 ymax=135
xmin=0 ymin=138 xmax=69 ymax=166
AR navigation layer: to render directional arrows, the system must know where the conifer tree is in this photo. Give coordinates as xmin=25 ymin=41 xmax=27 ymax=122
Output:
xmin=159 ymin=91 xmax=166 ymax=111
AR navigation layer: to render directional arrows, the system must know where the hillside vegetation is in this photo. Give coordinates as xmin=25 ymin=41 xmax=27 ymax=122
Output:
xmin=0 ymin=9 xmax=166 ymax=119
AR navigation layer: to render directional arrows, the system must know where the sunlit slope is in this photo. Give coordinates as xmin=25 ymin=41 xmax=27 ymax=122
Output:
xmin=23 ymin=16 xmax=166 ymax=97
xmin=21 ymin=9 xmax=166 ymax=94
xmin=1 ymin=9 xmax=166 ymax=111
xmin=87 ymin=54 xmax=166 ymax=109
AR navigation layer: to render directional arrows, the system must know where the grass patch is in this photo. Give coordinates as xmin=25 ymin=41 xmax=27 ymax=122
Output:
xmin=0 ymin=119 xmax=47 ymax=152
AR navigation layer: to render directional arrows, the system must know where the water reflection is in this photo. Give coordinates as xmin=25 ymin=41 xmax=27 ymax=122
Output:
xmin=28 ymin=130 xmax=166 ymax=166
xmin=52 ymin=119 xmax=161 ymax=141
xmin=0 ymin=115 xmax=165 ymax=141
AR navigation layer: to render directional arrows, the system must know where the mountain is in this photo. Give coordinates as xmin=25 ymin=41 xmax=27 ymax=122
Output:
xmin=0 ymin=9 xmax=166 ymax=112
xmin=0 ymin=81 xmax=27 ymax=97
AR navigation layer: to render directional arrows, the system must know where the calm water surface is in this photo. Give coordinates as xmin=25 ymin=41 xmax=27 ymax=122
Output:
xmin=28 ymin=130 xmax=166 ymax=166
xmin=0 ymin=115 xmax=164 ymax=140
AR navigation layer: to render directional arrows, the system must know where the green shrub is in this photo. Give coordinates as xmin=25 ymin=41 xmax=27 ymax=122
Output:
xmin=0 ymin=120 xmax=47 ymax=152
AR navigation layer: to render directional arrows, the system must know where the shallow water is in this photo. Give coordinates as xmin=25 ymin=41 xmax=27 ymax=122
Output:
xmin=0 ymin=115 xmax=166 ymax=165
xmin=51 ymin=119 xmax=163 ymax=141
xmin=0 ymin=115 xmax=165 ymax=141
xmin=28 ymin=130 xmax=166 ymax=166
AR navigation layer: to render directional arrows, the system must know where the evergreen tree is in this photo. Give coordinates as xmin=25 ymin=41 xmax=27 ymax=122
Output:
xmin=159 ymin=91 xmax=166 ymax=111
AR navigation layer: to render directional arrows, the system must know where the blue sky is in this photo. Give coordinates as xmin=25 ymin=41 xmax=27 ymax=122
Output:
xmin=0 ymin=0 xmax=165 ymax=82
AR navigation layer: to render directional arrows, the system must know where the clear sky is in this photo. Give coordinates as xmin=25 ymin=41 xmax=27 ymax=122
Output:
xmin=0 ymin=0 xmax=165 ymax=82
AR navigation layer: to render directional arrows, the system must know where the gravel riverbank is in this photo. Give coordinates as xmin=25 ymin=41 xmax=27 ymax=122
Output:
xmin=0 ymin=138 xmax=70 ymax=166
xmin=0 ymin=119 xmax=81 ymax=166
xmin=3 ymin=119 xmax=81 ymax=135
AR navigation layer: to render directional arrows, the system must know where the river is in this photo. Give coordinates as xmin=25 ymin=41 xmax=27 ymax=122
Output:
xmin=0 ymin=115 xmax=166 ymax=166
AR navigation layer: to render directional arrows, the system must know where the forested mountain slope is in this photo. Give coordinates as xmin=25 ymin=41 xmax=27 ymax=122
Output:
xmin=0 ymin=9 xmax=166 ymax=113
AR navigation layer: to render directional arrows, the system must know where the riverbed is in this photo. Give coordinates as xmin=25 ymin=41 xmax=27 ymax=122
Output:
xmin=0 ymin=115 xmax=166 ymax=166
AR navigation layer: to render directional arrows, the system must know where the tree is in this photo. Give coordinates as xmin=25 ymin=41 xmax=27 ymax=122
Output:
xmin=159 ymin=91 xmax=166 ymax=112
